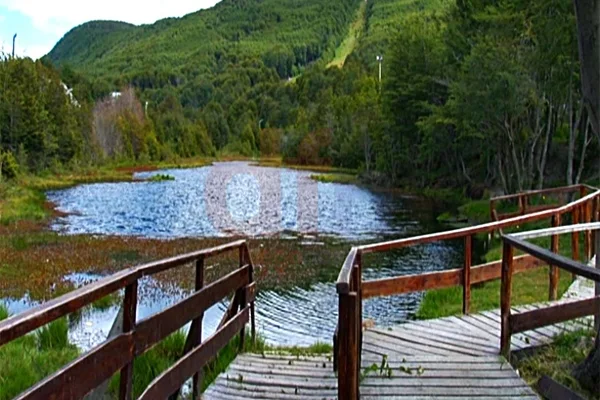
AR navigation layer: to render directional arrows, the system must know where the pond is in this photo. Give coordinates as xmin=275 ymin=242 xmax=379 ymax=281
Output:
xmin=4 ymin=162 xmax=477 ymax=350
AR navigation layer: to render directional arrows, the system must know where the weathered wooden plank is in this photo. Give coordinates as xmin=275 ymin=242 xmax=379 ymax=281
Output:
xmin=537 ymin=375 xmax=585 ymax=400
xmin=135 ymin=266 xmax=249 ymax=355
xmin=394 ymin=323 xmax=498 ymax=353
xmin=228 ymin=364 xmax=518 ymax=379
xmin=16 ymin=333 xmax=134 ymax=400
xmin=358 ymin=386 xmax=537 ymax=396
xmin=139 ymin=307 xmax=249 ymax=400
xmin=206 ymin=383 xmax=336 ymax=399
xmin=471 ymin=255 xmax=545 ymax=284
xmin=511 ymin=296 xmax=600 ymax=334
xmin=369 ymin=328 xmax=485 ymax=357
xmin=364 ymin=330 xmax=456 ymax=356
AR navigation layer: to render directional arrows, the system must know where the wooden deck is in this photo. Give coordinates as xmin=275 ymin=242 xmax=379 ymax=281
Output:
xmin=204 ymin=294 xmax=593 ymax=399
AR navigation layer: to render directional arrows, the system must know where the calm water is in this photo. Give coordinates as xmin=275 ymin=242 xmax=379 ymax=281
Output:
xmin=5 ymin=162 xmax=473 ymax=350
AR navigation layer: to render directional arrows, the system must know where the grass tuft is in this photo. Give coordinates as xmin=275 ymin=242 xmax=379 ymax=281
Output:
xmin=514 ymin=329 xmax=598 ymax=400
xmin=36 ymin=318 xmax=70 ymax=351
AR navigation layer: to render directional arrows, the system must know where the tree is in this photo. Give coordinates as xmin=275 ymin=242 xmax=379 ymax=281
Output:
xmin=571 ymin=0 xmax=599 ymax=393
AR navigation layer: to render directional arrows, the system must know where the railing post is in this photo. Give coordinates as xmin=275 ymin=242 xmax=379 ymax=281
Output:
xmin=500 ymin=242 xmax=514 ymax=360
xmin=572 ymin=207 xmax=580 ymax=261
xmin=244 ymin=244 xmax=256 ymax=345
xmin=119 ymin=281 xmax=138 ymax=400
xmin=518 ymin=194 xmax=525 ymax=215
xmin=463 ymin=235 xmax=472 ymax=315
xmin=338 ymin=292 xmax=359 ymax=400
xmin=549 ymin=214 xmax=561 ymax=301
xmin=584 ymin=201 xmax=592 ymax=261
xmin=490 ymin=200 xmax=496 ymax=239
xmin=354 ymin=251 xmax=363 ymax=375
xmin=238 ymin=245 xmax=246 ymax=351
xmin=192 ymin=258 xmax=204 ymax=399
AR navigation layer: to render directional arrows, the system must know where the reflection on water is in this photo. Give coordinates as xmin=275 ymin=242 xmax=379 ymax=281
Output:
xmin=3 ymin=162 xmax=471 ymax=349
xmin=47 ymin=162 xmax=395 ymax=240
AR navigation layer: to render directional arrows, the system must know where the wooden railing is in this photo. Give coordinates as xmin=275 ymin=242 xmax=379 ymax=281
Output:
xmin=500 ymin=223 xmax=600 ymax=359
xmin=0 ymin=240 xmax=256 ymax=400
xmin=335 ymin=185 xmax=600 ymax=400
xmin=490 ymin=184 xmax=596 ymax=222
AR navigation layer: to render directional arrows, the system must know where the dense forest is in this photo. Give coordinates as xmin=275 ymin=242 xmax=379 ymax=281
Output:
xmin=1 ymin=0 xmax=597 ymax=195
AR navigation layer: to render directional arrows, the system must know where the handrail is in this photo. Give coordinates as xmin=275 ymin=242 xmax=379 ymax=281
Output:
xmin=490 ymin=184 xmax=583 ymax=202
xmin=0 ymin=240 xmax=255 ymax=400
xmin=500 ymin=225 xmax=600 ymax=358
xmin=335 ymin=184 xmax=600 ymax=400
xmin=355 ymin=189 xmax=599 ymax=256
xmin=0 ymin=239 xmax=247 ymax=346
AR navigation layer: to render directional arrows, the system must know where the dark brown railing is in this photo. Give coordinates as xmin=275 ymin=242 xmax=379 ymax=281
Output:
xmin=0 ymin=240 xmax=256 ymax=400
xmin=500 ymin=223 xmax=600 ymax=359
xmin=335 ymin=184 xmax=600 ymax=400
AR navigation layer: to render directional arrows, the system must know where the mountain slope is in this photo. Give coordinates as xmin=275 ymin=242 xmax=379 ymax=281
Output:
xmin=48 ymin=0 xmax=361 ymax=83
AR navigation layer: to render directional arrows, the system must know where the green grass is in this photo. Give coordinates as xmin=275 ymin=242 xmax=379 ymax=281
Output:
xmin=416 ymin=266 xmax=573 ymax=319
xmin=418 ymin=215 xmax=585 ymax=320
xmin=266 ymin=341 xmax=332 ymax=357
xmin=0 ymin=308 xmax=79 ymax=400
xmin=328 ymin=0 xmax=367 ymax=68
xmin=514 ymin=329 xmax=598 ymax=400
xmin=310 ymin=173 xmax=358 ymax=184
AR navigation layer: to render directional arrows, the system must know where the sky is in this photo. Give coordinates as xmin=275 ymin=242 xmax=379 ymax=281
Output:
xmin=0 ymin=0 xmax=221 ymax=59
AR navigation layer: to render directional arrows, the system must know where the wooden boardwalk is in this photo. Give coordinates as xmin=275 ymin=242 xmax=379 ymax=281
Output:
xmin=204 ymin=295 xmax=593 ymax=399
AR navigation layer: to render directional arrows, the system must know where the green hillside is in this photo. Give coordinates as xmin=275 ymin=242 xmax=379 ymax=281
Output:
xmin=48 ymin=0 xmax=361 ymax=83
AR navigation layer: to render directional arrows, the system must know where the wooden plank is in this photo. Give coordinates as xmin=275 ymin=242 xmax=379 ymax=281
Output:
xmin=336 ymin=247 xmax=358 ymax=294
xmin=362 ymin=269 xmax=461 ymax=299
xmin=135 ymin=266 xmax=249 ymax=355
xmin=396 ymin=322 xmax=498 ymax=352
xmin=227 ymin=363 xmax=517 ymax=379
xmin=0 ymin=268 xmax=139 ymax=346
xmin=511 ymin=296 xmax=600 ymax=334
xmin=16 ymin=333 xmax=134 ymax=400
xmin=368 ymin=329 xmax=485 ymax=357
xmin=207 ymin=383 xmax=336 ymax=399
xmin=363 ymin=332 xmax=452 ymax=356
xmin=536 ymin=375 xmax=585 ymax=400
xmin=358 ymin=386 xmax=536 ymax=396
xmin=139 ymin=307 xmax=249 ymax=400
xmin=471 ymin=254 xmax=545 ymax=284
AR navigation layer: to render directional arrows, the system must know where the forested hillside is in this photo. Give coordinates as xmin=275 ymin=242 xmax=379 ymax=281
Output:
xmin=1 ymin=0 xmax=596 ymax=195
